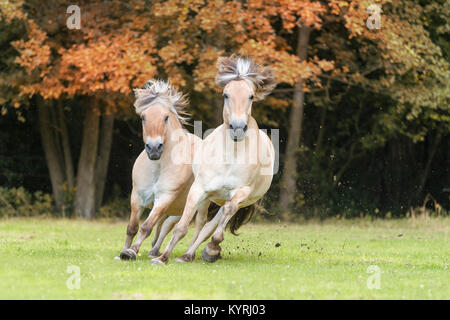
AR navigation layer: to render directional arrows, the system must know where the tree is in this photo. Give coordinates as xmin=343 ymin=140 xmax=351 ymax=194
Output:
xmin=1 ymin=0 xmax=158 ymax=217
xmin=276 ymin=0 xmax=449 ymax=215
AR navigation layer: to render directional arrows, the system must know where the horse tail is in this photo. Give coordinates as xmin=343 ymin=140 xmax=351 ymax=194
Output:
xmin=206 ymin=202 xmax=256 ymax=235
xmin=227 ymin=204 xmax=255 ymax=236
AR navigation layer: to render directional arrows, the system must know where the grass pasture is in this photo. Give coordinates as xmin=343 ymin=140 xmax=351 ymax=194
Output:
xmin=0 ymin=217 xmax=448 ymax=299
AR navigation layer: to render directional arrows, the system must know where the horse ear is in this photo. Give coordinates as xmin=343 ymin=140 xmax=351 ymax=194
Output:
xmin=144 ymin=79 xmax=156 ymax=89
xmin=216 ymin=56 xmax=234 ymax=88
xmin=255 ymin=67 xmax=277 ymax=101
xmin=216 ymin=56 xmax=232 ymax=73
xmin=217 ymin=54 xmax=241 ymax=72
xmin=133 ymin=88 xmax=145 ymax=100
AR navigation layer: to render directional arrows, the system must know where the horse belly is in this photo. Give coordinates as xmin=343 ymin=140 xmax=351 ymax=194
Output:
xmin=203 ymin=173 xmax=244 ymax=203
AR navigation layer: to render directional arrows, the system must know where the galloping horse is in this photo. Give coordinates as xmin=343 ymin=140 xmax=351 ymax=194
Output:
xmin=119 ymin=80 xmax=211 ymax=260
xmin=151 ymin=55 xmax=277 ymax=264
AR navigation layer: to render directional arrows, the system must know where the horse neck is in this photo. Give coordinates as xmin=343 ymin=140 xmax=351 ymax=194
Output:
xmin=247 ymin=116 xmax=258 ymax=130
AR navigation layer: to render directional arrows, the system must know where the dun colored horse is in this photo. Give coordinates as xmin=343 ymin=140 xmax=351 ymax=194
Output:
xmin=151 ymin=55 xmax=277 ymax=264
xmin=119 ymin=80 xmax=211 ymax=260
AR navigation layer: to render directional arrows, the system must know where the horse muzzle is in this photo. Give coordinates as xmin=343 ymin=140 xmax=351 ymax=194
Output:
xmin=145 ymin=142 xmax=164 ymax=160
xmin=229 ymin=121 xmax=248 ymax=142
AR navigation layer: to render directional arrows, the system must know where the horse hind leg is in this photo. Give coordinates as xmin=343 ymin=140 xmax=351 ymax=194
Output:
xmin=151 ymin=215 xmax=165 ymax=248
xmin=149 ymin=216 xmax=180 ymax=258
xmin=178 ymin=206 xmax=223 ymax=263
xmin=147 ymin=214 xmax=166 ymax=257
xmin=202 ymin=204 xmax=235 ymax=263
xmin=176 ymin=200 xmax=211 ymax=263
xmin=203 ymin=187 xmax=251 ymax=263
xmin=151 ymin=183 xmax=206 ymax=265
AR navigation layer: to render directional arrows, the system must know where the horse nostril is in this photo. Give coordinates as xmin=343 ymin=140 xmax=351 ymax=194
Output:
xmin=157 ymin=143 xmax=163 ymax=151
xmin=243 ymin=124 xmax=248 ymax=132
xmin=229 ymin=124 xmax=234 ymax=130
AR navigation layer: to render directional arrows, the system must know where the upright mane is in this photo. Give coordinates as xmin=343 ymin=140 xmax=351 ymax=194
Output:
xmin=215 ymin=54 xmax=277 ymax=101
xmin=133 ymin=79 xmax=190 ymax=125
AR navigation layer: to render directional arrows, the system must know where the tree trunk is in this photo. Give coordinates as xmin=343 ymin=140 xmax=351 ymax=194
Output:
xmin=94 ymin=112 xmax=115 ymax=211
xmin=315 ymin=106 xmax=327 ymax=155
xmin=415 ymin=129 xmax=442 ymax=203
xmin=74 ymin=97 xmax=100 ymax=219
xmin=279 ymin=25 xmax=311 ymax=216
xmin=447 ymin=136 xmax=450 ymax=196
xmin=37 ymin=97 xmax=65 ymax=210
xmin=57 ymin=99 xmax=74 ymax=188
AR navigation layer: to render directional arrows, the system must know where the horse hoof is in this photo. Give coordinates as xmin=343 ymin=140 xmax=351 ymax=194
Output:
xmin=175 ymin=254 xmax=193 ymax=263
xmin=150 ymin=258 xmax=166 ymax=265
xmin=119 ymin=248 xmax=137 ymax=260
xmin=148 ymin=249 xmax=161 ymax=258
xmin=202 ymin=248 xmax=220 ymax=263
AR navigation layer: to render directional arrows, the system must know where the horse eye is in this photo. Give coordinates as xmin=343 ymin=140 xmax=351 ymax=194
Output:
xmin=164 ymin=115 xmax=169 ymax=123
xmin=223 ymin=93 xmax=229 ymax=99
xmin=249 ymin=95 xmax=254 ymax=100
xmin=141 ymin=115 xmax=145 ymax=122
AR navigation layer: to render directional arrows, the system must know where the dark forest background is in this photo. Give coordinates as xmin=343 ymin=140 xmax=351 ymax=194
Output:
xmin=1 ymin=89 xmax=448 ymax=219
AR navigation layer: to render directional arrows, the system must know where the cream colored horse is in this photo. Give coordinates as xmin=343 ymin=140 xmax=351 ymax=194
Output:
xmin=151 ymin=55 xmax=277 ymax=264
xmin=119 ymin=80 xmax=211 ymax=260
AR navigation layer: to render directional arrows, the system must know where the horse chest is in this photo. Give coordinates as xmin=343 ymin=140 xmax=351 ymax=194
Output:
xmin=138 ymin=184 xmax=157 ymax=207
xmin=136 ymin=164 xmax=162 ymax=206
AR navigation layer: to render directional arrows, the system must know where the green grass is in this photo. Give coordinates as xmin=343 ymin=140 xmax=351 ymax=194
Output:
xmin=0 ymin=217 xmax=448 ymax=299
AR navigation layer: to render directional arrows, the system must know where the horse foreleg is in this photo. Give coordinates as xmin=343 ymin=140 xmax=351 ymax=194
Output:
xmin=120 ymin=195 xmax=174 ymax=260
xmin=177 ymin=206 xmax=223 ymax=263
xmin=203 ymin=187 xmax=251 ymax=263
xmin=151 ymin=182 xmax=206 ymax=265
xmin=148 ymin=216 xmax=180 ymax=258
xmin=121 ymin=190 xmax=143 ymax=256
